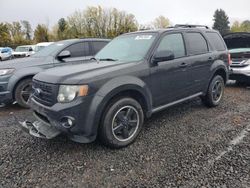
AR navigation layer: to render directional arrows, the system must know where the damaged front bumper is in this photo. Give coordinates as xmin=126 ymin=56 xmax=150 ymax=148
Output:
xmin=20 ymin=120 xmax=61 ymax=139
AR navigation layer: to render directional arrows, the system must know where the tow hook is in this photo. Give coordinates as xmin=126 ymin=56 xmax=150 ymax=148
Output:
xmin=19 ymin=120 xmax=61 ymax=139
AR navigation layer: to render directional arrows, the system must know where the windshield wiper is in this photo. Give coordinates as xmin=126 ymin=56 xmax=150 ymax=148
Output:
xmin=99 ymin=58 xmax=118 ymax=61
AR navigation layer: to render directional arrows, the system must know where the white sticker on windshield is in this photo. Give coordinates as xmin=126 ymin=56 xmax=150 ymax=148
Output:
xmin=135 ymin=35 xmax=153 ymax=40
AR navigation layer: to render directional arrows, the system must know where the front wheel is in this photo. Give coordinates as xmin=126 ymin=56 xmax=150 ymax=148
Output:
xmin=201 ymin=75 xmax=225 ymax=107
xmin=14 ymin=78 xmax=33 ymax=108
xmin=99 ymin=97 xmax=144 ymax=148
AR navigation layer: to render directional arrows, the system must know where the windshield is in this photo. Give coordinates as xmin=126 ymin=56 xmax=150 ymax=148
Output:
xmin=15 ymin=46 xmax=30 ymax=52
xmin=32 ymin=42 xmax=67 ymax=57
xmin=95 ymin=33 xmax=157 ymax=62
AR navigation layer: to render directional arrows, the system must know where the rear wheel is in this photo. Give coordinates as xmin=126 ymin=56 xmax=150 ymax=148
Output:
xmin=14 ymin=78 xmax=33 ymax=108
xmin=99 ymin=97 xmax=144 ymax=148
xmin=201 ymin=75 xmax=225 ymax=107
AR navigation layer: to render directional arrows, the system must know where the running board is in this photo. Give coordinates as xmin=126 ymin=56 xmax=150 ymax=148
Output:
xmin=152 ymin=92 xmax=203 ymax=113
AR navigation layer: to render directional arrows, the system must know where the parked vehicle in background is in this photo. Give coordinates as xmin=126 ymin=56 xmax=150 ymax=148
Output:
xmin=0 ymin=47 xmax=13 ymax=61
xmin=34 ymin=42 xmax=54 ymax=53
xmin=223 ymin=32 xmax=250 ymax=84
xmin=12 ymin=45 xmax=35 ymax=58
xmin=0 ymin=38 xmax=110 ymax=108
xmin=21 ymin=25 xmax=229 ymax=148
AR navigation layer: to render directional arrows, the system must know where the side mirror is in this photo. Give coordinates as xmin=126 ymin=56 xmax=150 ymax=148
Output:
xmin=58 ymin=50 xmax=71 ymax=60
xmin=152 ymin=50 xmax=175 ymax=64
xmin=29 ymin=48 xmax=33 ymax=52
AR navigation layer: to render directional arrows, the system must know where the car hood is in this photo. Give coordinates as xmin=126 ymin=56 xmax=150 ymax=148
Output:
xmin=0 ymin=56 xmax=49 ymax=69
xmin=34 ymin=60 xmax=136 ymax=84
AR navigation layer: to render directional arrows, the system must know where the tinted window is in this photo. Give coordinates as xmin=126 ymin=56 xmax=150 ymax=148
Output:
xmin=157 ymin=33 xmax=186 ymax=58
xmin=64 ymin=42 xmax=90 ymax=57
xmin=206 ymin=32 xmax=226 ymax=51
xmin=92 ymin=41 xmax=108 ymax=55
xmin=186 ymin=32 xmax=208 ymax=55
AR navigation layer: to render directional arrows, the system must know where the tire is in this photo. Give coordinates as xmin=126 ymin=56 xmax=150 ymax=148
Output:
xmin=14 ymin=78 xmax=33 ymax=108
xmin=99 ymin=97 xmax=144 ymax=148
xmin=201 ymin=75 xmax=225 ymax=107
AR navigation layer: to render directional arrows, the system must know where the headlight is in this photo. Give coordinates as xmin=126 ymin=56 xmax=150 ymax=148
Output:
xmin=57 ymin=85 xmax=88 ymax=103
xmin=0 ymin=69 xmax=15 ymax=76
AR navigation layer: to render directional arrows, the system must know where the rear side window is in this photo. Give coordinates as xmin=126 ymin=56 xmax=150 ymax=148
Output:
xmin=157 ymin=33 xmax=186 ymax=58
xmin=64 ymin=42 xmax=90 ymax=57
xmin=91 ymin=41 xmax=108 ymax=55
xmin=206 ymin=32 xmax=226 ymax=51
xmin=186 ymin=32 xmax=208 ymax=55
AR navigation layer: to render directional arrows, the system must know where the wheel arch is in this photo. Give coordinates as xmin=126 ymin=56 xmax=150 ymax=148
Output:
xmin=85 ymin=76 xmax=153 ymax=139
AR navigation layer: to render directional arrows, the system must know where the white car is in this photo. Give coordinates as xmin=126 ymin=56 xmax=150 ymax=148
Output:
xmin=34 ymin=42 xmax=54 ymax=53
xmin=0 ymin=47 xmax=13 ymax=61
xmin=12 ymin=45 xmax=35 ymax=58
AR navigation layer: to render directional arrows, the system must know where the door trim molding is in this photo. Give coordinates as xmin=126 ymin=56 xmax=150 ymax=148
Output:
xmin=152 ymin=92 xmax=203 ymax=113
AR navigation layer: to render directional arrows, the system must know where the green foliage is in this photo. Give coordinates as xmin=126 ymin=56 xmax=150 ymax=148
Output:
xmin=213 ymin=9 xmax=230 ymax=35
xmin=34 ymin=24 xmax=49 ymax=42
xmin=0 ymin=23 xmax=12 ymax=46
xmin=231 ymin=20 xmax=250 ymax=32
xmin=57 ymin=18 xmax=68 ymax=40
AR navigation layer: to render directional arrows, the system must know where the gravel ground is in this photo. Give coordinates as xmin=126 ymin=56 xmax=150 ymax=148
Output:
xmin=0 ymin=84 xmax=249 ymax=188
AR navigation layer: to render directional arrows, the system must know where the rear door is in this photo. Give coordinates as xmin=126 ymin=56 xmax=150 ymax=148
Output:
xmin=183 ymin=31 xmax=213 ymax=93
xmin=150 ymin=32 xmax=191 ymax=106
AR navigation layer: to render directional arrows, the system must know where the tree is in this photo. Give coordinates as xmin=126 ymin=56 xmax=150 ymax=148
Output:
xmin=66 ymin=6 xmax=138 ymax=38
xmin=153 ymin=16 xmax=170 ymax=29
xmin=57 ymin=18 xmax=68 ymax=40
xmin=231 ymin=21 xmax=242 ymax=32
xmin=241 ymin=20 xmax=250 ymax=32
xmin=212 ymin=9 xmax=230 ymax=35
xmin=21 ymin=20 xmax=32 ymax=40
xmin=34 ymin=24 xmax=49 ymax=42
xmin=7 ymin=21 xmax=28 ymax=46
xmin=0 ymin=23 xmax=12 ymax=46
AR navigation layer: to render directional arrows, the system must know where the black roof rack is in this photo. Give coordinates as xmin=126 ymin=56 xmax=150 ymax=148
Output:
xmin=174 ymin=24 xmax=209 ymax=29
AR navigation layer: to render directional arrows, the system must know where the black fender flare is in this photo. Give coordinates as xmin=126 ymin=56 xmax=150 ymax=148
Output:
xmin=84 ymin=76 xmax=153 ymax=138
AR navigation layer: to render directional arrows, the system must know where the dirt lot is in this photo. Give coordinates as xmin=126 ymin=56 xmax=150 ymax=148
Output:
xmin=0 ymin=84 xmax=249 ymax=188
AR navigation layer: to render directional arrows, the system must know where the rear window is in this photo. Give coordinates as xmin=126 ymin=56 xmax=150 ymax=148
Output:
xmin=206 ymin=32 xmax=226 ymax=51
xmin=186 ymin=32 xmax=208 ymax=55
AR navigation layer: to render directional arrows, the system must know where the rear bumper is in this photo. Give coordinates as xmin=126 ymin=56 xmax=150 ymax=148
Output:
xmin=230 ymin=66 xmax=250 ymax=82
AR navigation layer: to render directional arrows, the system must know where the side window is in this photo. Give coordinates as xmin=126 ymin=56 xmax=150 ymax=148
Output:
xmin=91 ymin=41 xmax=108 ymax=55
xmin=206 ymin=32 xmax=226 ymax=51
xmin=64 ymin=42 xmax=90 ymax=58
xmin=186 ymin=32 xmax=208 ymax=55
xmin=156 ymin=33 xmax=186 ymax=59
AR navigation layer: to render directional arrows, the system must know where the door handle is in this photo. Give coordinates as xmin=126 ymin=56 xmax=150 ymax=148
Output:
xmin=208 ymin=57 xmax=213 ymax=61
xmin=179 ymin=62 xmax=188 ymax=68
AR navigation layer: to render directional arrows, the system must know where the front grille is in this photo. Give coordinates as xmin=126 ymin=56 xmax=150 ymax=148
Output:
xmin=32 ymin=80 xmax=58 ymax=106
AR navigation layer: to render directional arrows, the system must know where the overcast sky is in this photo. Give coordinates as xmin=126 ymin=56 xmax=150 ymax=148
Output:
xmin=0 ymin=0 xmax=249 ymax=29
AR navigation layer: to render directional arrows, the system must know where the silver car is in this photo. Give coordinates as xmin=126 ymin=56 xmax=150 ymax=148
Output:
xmin=224 ymin=32 xmax=250 ymax=84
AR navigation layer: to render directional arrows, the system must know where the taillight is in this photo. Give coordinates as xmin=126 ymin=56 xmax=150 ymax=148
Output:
xmin=228 ymin=53 xmax=232 ymax=65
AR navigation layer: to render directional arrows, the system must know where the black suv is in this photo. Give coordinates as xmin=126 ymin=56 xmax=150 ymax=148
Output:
xmin=0 ymin=38 xmax=110 ymax=108
xmin=21 ymin=25 xmax=229 ymax=148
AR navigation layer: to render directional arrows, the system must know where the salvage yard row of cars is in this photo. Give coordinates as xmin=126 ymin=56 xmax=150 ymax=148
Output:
xmin=0 ymin=42 xmax=53 ymax=60
xmin=0 ymin=25 xmax=250 ymax=148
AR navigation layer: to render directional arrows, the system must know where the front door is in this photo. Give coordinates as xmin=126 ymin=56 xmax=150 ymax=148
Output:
xmin=150 ymin=32 xmax=192 ymax=107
